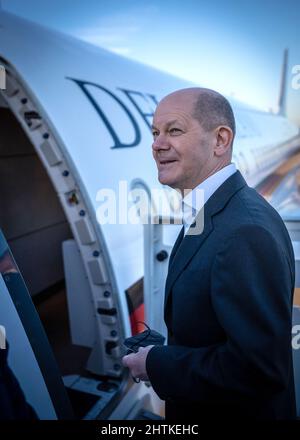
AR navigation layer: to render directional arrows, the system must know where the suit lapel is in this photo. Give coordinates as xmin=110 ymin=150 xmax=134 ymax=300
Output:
xmin=168 ymin=226 xmax=184 ymax=267
xmin=164 ymin=171 xmax=247 ymax=315
xmin=164 ymin=208 xmax=213 ymax=310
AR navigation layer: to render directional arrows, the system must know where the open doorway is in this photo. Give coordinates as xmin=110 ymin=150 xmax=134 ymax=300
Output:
xmin=0 ymin=106 xmax=90 ymax=376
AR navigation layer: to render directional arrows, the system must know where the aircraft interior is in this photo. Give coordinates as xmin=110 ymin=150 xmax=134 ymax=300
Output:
xmin=0 ymin=103 xmax=143 ymax=420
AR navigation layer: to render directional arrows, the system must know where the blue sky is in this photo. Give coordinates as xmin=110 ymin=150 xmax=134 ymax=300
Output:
xmin=2 ymin=0 xmax=300 ymax=124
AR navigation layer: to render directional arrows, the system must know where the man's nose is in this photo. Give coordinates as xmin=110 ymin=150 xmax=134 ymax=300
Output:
xmin=152 ymin=134 xmax=170 ymax=151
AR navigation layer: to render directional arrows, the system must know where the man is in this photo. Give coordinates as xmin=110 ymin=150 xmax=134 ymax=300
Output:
xmin=122 ymin=87 xmax=296 ymax=420
xmin=0 ymin=251 xmax=38 ymax=419
xmin=0 ymin=342 xmax=38 ymax=419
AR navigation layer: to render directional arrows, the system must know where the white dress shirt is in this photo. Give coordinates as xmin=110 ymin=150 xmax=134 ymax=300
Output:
xmin=182 ymin=163 xmax=237 ymax=234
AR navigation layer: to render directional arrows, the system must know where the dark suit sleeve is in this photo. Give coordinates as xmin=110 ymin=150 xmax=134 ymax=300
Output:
xmin=146 ymin=224 xmax=294 ymax=401
xmin=0 ymin=343 xmax=38 ymax=419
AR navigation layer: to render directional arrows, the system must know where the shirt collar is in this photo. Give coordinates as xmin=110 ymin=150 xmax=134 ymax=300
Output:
xmin=182 ymin=163 xmax=237 ymax=231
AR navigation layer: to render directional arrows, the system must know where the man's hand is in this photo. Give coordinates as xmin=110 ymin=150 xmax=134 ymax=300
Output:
xmin=122 ymin=345 xmax=154 ymax=382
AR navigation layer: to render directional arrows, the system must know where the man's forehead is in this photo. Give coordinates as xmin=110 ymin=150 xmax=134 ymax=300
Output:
xmin=159 ymin=91 xmax=197 ymax=109
xmin=154 ymin=90 xmax=196 ymax=114
xmin=152 ymin=112 xmax=189 ymax=128
xmin=152 ymin=104 xmax=195 ymax=127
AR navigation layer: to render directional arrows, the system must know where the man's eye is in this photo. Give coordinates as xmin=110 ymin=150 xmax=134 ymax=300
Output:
xmin=169 ymin=128 xmax=182 ymax=134
xmin=152 ymin=131 xmax=158 ymax=138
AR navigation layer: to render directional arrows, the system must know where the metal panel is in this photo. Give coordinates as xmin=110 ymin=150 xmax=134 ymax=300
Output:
xmin=87 ymin=258 xmax=107 ymax=285
xmin=75 ymin=219 xmax=96 ymax=245
xmin=63 ymin=239 xmax=96 ymax=347
xmin=40 ymin=140 xmax=62 ymax=166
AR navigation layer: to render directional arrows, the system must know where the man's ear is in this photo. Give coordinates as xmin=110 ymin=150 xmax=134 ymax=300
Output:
xmin=214 ymin=126 xmax=233 ymax=156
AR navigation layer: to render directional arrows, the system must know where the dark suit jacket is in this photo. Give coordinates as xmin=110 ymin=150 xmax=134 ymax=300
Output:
xmin=0 ymin=343 xmax=38 ymax=420
xmin=146 ymin=170 xmax=296 ymax=420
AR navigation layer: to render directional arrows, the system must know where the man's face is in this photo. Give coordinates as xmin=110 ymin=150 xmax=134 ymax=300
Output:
xmin=152 ymin=93 xmax=215 ymax=193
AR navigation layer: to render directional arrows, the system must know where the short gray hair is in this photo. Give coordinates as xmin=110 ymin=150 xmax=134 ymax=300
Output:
xmin=192 ymin=88 xmax=236 ymax=140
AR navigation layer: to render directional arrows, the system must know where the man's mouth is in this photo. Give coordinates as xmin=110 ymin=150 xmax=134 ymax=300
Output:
xmin=159 ymin=160 xmax=177 ymax=165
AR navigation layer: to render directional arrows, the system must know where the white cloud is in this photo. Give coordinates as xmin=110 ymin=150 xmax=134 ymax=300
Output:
xmin=108 ymin=46 xmax=131 ymax=55
xmin=75 ymin=4 xmax=158 ymax=50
